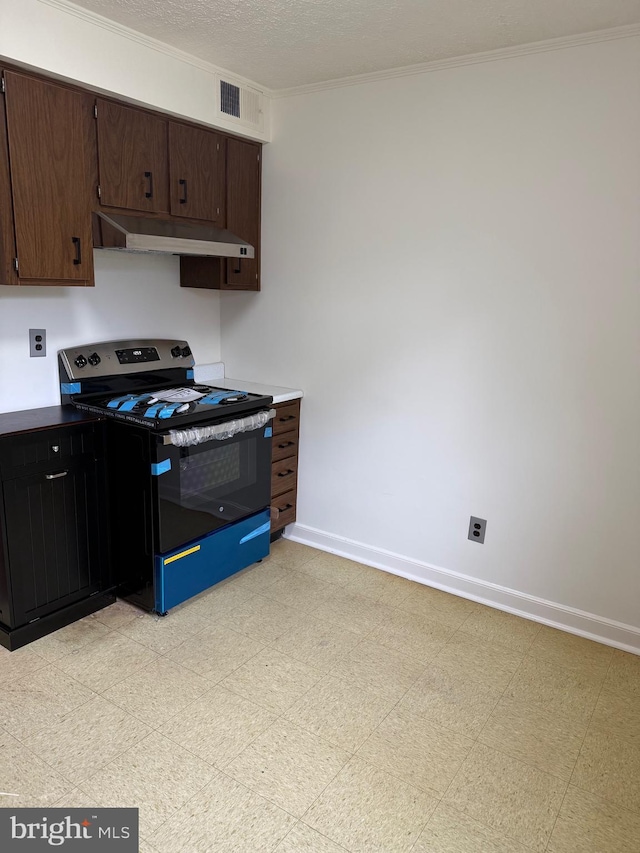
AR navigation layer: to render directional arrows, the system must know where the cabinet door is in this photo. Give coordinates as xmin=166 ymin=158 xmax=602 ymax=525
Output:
xmin=96 ymin=99 xmax=169 ymax=213
xmin=3 ymin=71 xmax=94 ymax=284
xmin=0 ymin=72 xmax=17 ymax=285
xmin=225 ymin=138 xmax=261 ymax=290
xmin=169 ymin=123 xmax=225 ymax=223
xmin=2 ymin=460 xmax=108 ymax=628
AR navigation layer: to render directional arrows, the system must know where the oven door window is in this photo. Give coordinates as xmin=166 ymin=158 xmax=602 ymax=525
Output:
xmin=156 ymin=428 xmax=271 ymax=554
xmin=180 ymin=442 xmax=250 ymax=506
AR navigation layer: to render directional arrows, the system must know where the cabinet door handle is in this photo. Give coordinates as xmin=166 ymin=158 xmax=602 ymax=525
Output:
xmin=179 ymin=178 xmax=188 ymax=204
xmin=72 ymin=237 xmax=82 ymax=265
xmin=144 ymin=171 xmax=154 ymax=199
xmin=234 ymin=258 xmax=242 ymax=275
xmin=45 ymin=470 xmax=68 ymax=480
xmin=277 ymin=470 xmax=295 ymax=477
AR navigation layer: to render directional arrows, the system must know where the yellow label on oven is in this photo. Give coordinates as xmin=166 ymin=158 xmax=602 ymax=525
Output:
xmin=163 ymin=545 xmax=201 ymax=565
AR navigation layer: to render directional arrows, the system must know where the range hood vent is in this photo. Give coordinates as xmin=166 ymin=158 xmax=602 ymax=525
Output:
xmin=93 ymin=211 xmax=255 ymax=259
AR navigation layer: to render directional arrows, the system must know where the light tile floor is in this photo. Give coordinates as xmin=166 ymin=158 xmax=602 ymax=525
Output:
xmin=1 ymin=539 xmax=639 ymax=852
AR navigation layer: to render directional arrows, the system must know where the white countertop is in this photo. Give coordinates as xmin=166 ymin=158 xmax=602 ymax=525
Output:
xmin=215 ymin=377 xmax=303 ymax=405
xmin=194 ymin=362 xmax=303 ymax=405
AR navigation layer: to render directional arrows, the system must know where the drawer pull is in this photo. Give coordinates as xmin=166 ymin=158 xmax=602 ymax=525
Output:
xmin=45 ymin=470 xmax=68 ymax=480
xmin=279 ymin=415 xmax=296 ymax=422
xmin=277 ymin=470 xmax=294 ymax=477
xmin=271 ymin=502 xmax=294 ymax=519
xmin=277 ymin=441 xmax=295 ymax=448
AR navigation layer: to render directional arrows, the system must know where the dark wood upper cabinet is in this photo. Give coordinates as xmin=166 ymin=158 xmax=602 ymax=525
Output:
xmin=225 ymin=138 xmax=261 ymax=290
xmin=96 ymin=99 xmax=169 ymax=214
xmin=1 ymin=63 xmax=262 ymax=291
xmin=179 ymin=137 xmax=261 ymax=292
xmin=3 ymin=71 xmax=94 ymax=285
xmin=0 ymin=74 xmax=17 ymax=285
xmin=169 ymin=123 xmax=225 ymax=224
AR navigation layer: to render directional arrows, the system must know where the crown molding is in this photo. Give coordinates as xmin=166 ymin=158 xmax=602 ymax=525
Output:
xmin=272 ymin=23 xmax=640 ymax=99
xmin=38 ymin=0 xmax=271 ymax=95
xmin=37 ymin=2 xmax=639 ymax=101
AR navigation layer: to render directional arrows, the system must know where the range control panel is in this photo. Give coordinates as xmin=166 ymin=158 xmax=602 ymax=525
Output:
xmin=115 ymin=347 xmax=161 ymax=365
xmin=59 ymin=339 xmax=195 ymax=380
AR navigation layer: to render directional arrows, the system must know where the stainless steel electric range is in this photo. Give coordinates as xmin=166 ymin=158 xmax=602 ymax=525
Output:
xmin=58 ymin=339 xmax=274 ymax=615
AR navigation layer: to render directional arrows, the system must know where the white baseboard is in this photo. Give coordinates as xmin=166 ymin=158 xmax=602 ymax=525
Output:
xmin=284 ymin=522 xmax=640 ymax=656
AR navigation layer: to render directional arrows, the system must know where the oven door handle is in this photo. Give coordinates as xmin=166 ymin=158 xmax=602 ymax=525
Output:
xmin=161 ymin=408 xmax=276 ymax=447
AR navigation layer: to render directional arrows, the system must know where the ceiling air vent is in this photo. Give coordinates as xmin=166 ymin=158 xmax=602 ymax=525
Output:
xmin=220 ymin=80 xmax=240 ymax=118
xmin=216 ymin=75 xmax=264 ymax=133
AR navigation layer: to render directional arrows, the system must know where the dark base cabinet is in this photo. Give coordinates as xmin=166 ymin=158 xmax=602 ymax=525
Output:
xmin=0 ymin=410 xmax=115 ymax=650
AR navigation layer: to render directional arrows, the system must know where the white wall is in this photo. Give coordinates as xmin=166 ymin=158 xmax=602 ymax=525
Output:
xmin=0 ymin=0 xmax=269 ymax=140
xmin=220 ymin=36 xmax=640 ymax=636
xmin=0 ymin=0 xmax=227 ymax=413
xmin=0 ymin=252 xmax=221 ymax=413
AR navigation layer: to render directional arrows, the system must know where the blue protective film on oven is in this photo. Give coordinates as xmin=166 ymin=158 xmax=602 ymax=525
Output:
xmin=199 ymin=391 xmax=229 ymax=405
xmin=107 ymin=394 xmax=134 ymax=409
xmin=158 ymin=403 xmax=181 ymax=419
xmin=120 ymin=394 xmax=153 ymax=411
xmin=264 ymin=426 xmax=273 ymax=438
xmin=155 ymin=509 xmax=270 ymax=613
xmin=187 ymin=369 xmax=194 ymax=378
xmin=239 ymin=520 xmax=271 ymax=544
xmin=151 ymin=459 xmax=172 ymax=476
xmin=61 ymin=382 xmax=81 ymax=395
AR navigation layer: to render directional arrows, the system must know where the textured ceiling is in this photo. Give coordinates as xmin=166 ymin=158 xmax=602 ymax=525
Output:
xmin=70 ymin=0 xmax=640 ymax=90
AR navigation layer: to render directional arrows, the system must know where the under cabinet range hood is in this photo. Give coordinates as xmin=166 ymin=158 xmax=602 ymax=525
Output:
xmin=93 ymin=211 xmax=255 ymax=259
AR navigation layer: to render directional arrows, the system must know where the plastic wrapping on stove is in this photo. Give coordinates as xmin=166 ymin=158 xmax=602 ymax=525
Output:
xmin=168 ymin=409 xmax=276 ymax=447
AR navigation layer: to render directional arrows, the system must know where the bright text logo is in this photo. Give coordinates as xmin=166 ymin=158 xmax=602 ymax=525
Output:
xmin=0 ymin=809 xmax=138 ymax=851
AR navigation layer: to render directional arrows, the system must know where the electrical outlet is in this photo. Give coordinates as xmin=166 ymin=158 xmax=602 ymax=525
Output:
xmin=29 ymin=328 xmax=46 ymax=358
xmin=468 ymin=516 xmax=486 ymax=544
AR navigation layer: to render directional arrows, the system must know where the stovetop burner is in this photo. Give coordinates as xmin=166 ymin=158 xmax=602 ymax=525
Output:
xmin=219 ymin=394 xmax=249 ymax=405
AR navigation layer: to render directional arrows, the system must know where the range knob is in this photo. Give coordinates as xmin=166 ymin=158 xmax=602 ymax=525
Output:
xmin=170 ymin=345 xmax=182 ymax=358
xmin=181 ymin=345 xmax=192 ymax=358
xmin=88 ymin=352 xmax=101 ymax=366
xmin=74 ymin=355 xmax=87 ymax=368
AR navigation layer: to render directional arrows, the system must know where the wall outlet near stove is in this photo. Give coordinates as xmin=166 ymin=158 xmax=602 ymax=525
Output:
xmin=468 ymin=516 xmax=486 ymax=544
xmin=29 ymin=328 xmax=46 ymax=357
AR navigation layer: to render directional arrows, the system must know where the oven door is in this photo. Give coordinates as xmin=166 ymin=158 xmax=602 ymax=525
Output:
xmin=154 ymin=417 xmax=272 ymax=554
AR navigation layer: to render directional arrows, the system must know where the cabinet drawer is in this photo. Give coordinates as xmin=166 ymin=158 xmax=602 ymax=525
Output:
xmin=0 ymin=425 xmax=99 ymax=478
xmin=272 ymin=429 xmax=299 ymax=463
xmin=271 ymin=489 xmax=297 ymax=531
xmin=272 ymin=401 xmax=300 ymax=435
xmin=271 ymin=456 xmax=298 ymax=498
